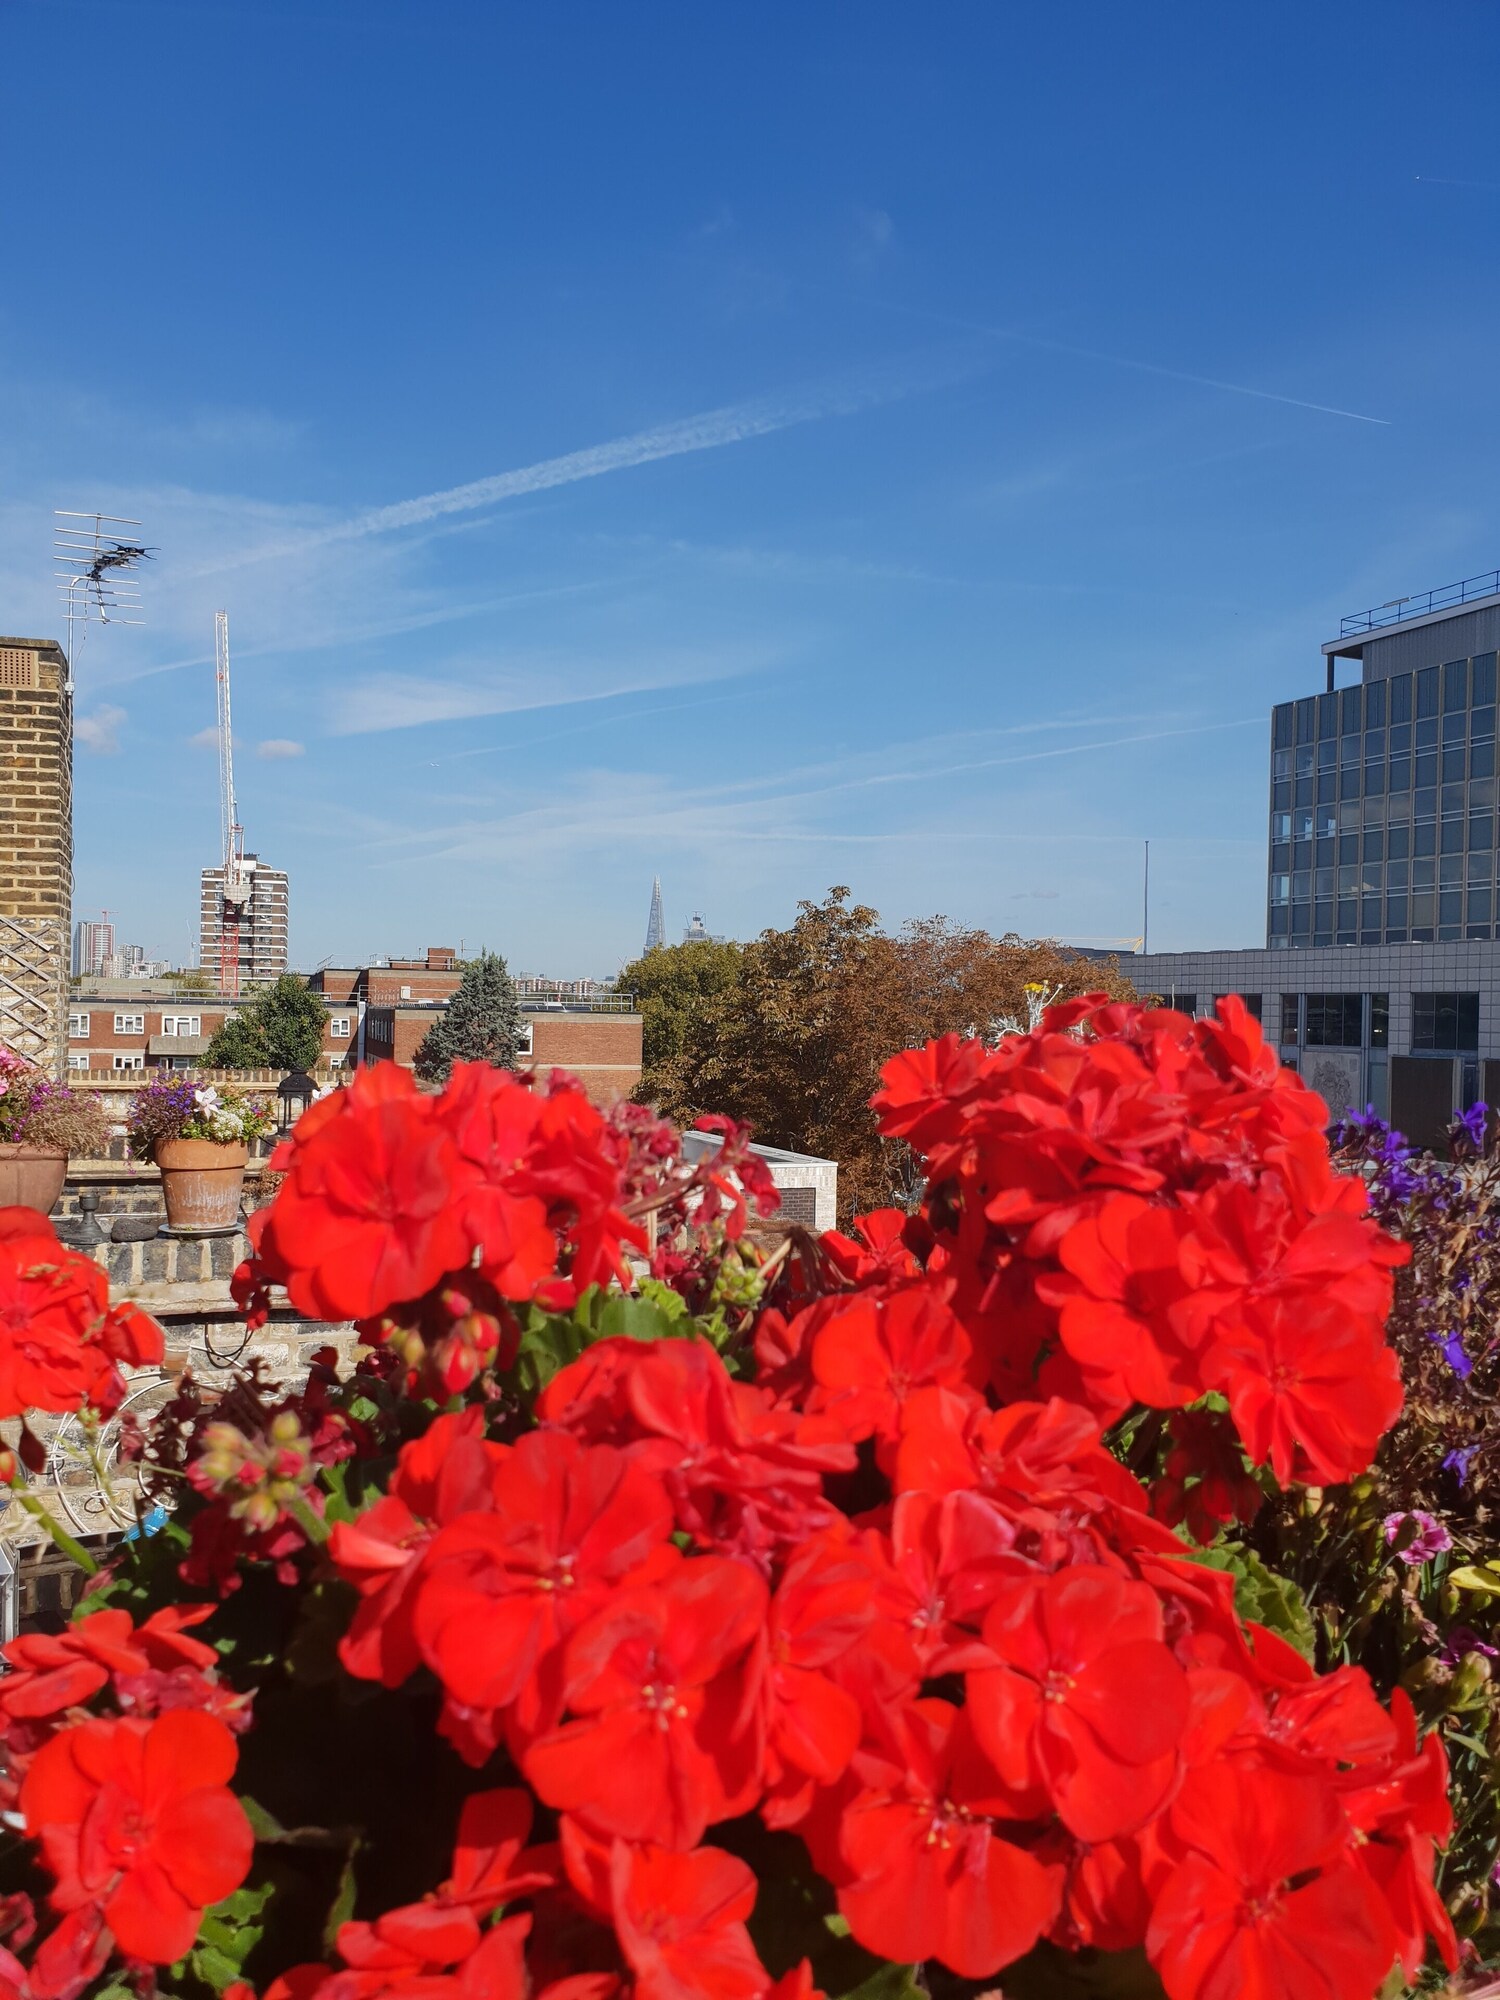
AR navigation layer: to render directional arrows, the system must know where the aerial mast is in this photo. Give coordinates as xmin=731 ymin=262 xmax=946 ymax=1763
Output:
xmin=214 ymin=612 xmax=248 ymax=999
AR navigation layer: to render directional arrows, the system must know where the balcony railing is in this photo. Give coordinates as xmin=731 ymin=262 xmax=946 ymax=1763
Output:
xmin=1341 ymin=569 xmax=1500 ymax=638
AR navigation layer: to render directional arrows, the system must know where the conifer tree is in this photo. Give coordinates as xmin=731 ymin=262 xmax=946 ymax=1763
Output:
xmin=413 ymin=950 xmax=526 ymax=1083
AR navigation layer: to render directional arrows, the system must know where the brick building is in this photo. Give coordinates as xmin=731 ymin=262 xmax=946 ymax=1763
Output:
xmin=70 ymin=951 xmax=642 ymax=1104
xmin=0 ymin=637 xmax=72 ymax=1071
xmin=309 ymin=949 xmax=642 ymax=1104
xmin=67 ymin=979 xmax=358 ymax=1075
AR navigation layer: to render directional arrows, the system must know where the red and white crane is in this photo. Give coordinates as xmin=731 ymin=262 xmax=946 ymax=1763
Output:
xmin=214 ymin=611 xmax=249 ymax=998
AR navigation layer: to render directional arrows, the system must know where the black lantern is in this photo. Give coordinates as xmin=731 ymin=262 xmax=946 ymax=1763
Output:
xmin=277 ymin=1068 xmax=317 ymax=1133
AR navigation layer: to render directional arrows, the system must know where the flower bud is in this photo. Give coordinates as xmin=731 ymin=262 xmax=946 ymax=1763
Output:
xmin=1453 ymin=1653 xmax=1493 ymax=1706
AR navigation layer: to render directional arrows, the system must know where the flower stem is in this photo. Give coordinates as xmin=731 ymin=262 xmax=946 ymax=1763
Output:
xmin=7 ymin=1488 xmax=98 ymax=1575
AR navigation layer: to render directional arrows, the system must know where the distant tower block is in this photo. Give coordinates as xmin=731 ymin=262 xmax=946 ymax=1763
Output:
xmin=0 ymin=638 xmax=72 ymax=1071
xmin=644 ymin=876 xmax=666 ymax=954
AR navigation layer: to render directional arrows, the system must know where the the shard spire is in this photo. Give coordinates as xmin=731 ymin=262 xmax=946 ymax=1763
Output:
xmin=644 ymin=875 xmax=666 ymax=953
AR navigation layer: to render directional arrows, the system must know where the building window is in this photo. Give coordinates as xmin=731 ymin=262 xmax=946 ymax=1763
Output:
xmin=112 ymin=1052 xmax=144 ymax=1071
xmin=1279 ymin=993 xmax=1300 ymax=1044
xmin=160 ymin=1015 xmax=201 ymax=1037
xmin=330 ymin=1017 xmax=351 ymax=1038
xmin=1412 ymin=992 xmax=1480 ymax=1053
xmin=1304 ymin=993 xmax=1363 ymax=1047
xmin=517 ymin=1021 xmax=534 ymax=1057
xmin=66 ymin=1053 xmax=90 ymax=1071
xmin=1370 ymin=994 xmax=1389 ymax=1048
xmin=113 ymin=1013 xmax=144 ymax=1034
xmin=67 ymin=1012 xmax=89 ymax=1037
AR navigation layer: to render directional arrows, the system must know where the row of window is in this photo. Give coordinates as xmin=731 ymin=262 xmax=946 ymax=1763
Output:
xmin=1273 ymin=860 xmax=1497 ymax=902
xmin=1169 ymin=991 xmax=1481 ymax=1052
xmin=1272 ymin=656 xmax=1499 ymax=748
xmin=66 ymin=1013 xmax=352 ymax=1038
xmin=67 ymin=1052 xmax=145 ymax=1071
xmin=1272 ymin=810 xmax=1498 ymax=850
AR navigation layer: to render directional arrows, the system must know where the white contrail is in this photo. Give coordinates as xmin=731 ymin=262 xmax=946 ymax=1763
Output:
xmin=828 ymin=289 xmax=1389 ymax=425
xmin=1013 ymin=332 xmax=1390 ymax=425
xmin=187 ymin=355 xmax=969 ymax=578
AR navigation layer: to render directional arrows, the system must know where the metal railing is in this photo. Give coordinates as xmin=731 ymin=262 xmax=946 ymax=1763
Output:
xmin=1341 ymin=569 xmax=1500 ymax=638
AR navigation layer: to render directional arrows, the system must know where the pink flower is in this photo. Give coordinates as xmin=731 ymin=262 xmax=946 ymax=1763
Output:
xmin=1382 ymin=1510 xmax=1452 ymax=1566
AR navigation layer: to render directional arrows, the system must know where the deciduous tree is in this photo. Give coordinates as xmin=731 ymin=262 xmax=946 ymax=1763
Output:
xmin=642 ymin=888 xmax=1136 ymax=1214
xmin=204 ymin=975 xmax=328 ymax=1072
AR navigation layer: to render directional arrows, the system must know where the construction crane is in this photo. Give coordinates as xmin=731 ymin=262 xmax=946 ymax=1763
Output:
xmin=214 ymin=612 xmax=249 ymax=999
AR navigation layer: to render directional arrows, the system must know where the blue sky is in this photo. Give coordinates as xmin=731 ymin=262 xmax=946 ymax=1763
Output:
xmin=4 ymin=1 xmax=1500 ymax=974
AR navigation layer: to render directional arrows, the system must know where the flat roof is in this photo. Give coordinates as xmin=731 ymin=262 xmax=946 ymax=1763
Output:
xmin=1325 ymin=586 xmax=1500 ymax=661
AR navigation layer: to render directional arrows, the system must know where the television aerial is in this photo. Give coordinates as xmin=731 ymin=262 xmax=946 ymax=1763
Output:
xmin=52 ymin=510 xmax=154 ymax=686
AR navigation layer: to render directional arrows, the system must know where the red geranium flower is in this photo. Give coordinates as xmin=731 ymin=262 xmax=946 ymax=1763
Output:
xmin=1148 ymin=1760 xmax=1395 ymax=2000
xmin=412 ymin=1429 xmax=674 ymax=1748
xmin=249 ymin=1063 xmax=476 ymax=1322
xmin=968 ymin=1565 xmax=1189 ymax=1842
xmin=561 ymin=1827 xmax=772 ymax=2000
xmin=523 ymin=1555 xmax=767 ymax=1848
xmin=1040 ymin=1196 xmax=1201 ymax=1411
xmin=331 ymin=1409 xmax=508 ymax=1688
xmin=837 ymin=1699 xmax=1060 ymax=1980
xmin=21 ymin=1710 xmax=252 ymax=1965
xmin=0 ymin=1211 xmax=163 ymax=1420
xmin=806 ymin=1286 xmax=978 ymax=1452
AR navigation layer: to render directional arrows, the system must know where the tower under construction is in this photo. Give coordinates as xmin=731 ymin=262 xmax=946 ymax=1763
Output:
xmin=202 ymin=612 xmax=287 ymax=992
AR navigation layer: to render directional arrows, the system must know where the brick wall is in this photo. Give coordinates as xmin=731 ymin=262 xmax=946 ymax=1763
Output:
xmin=363 ymin=1005 xmax=643 ymax=1104
xmin=0 ymin=640 xmax=71 ymax=1070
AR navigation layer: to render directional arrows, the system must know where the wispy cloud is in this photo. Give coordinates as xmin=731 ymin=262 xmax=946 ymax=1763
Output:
xmin=188 ymin=725 xmax=223 ymax=750
xmin=74 ymin=706 xmax=125 ymax=754
xmin=851 ymin=207 xmax=895 ymax=271
xmin=256 ymin=738 xmax=305 ymax=759
xmin=185 ymin=348 xmax=981 ymax=578
xmin=327 ymin=643 xmax=772 ymax=738
xmin=369 ymin=710 xmax=1259 ymax=871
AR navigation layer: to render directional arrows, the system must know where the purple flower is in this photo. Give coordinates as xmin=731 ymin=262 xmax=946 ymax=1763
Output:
xmin=1432 ymin=1329 xmax=1474 ymax=1380
xmin=1443 ymin=1626 xmax=1499 ymax=1665
xmin=1444 ymin=1446 xmax=1479 ymax=1486
xmin=1456 ymin=1102 xmax=1492 ymax=1152
xmin=1383 ymin=1509 xmax=1454 ymax=1565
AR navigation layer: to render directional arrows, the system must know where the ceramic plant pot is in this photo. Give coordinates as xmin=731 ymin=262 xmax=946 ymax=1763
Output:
xmin=0 ymin=1144 xmax=68 ymax=1216
xmin=153 ymin=1137 xmax=248 ymax=1233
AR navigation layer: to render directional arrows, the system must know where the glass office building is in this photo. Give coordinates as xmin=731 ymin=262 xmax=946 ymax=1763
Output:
xmin=1268 ymin=582 xmax=1500 ymax=948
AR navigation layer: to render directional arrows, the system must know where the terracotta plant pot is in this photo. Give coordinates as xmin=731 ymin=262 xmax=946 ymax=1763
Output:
xmin=0 ymin=1144 xmax=68 ymax=1216
xmin=153 ymin=1137 xmax=249 ymax=1233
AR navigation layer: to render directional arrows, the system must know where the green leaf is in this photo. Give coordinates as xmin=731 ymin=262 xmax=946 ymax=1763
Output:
xmin=316 ymin=1458 xmax=366 ymax=1526
xmin=1177 ymin=1542 xmax=1316 ymax=1658
xmin=322 ymin=1840 xmax=362 ymax=1956
xmin=593 ymin=1293 xmax=687 ymax=1342
xmin=187 ymin=1880 xmax=276 ymax=1993
xmin=636 ymin=1277 xmax=692 ymax=1322
xmin=1446 ymin=1729 xmax=1493 ymax=1758
xmin=836 ymin=1966 xmax=924 ymax=2000
xmin=241 ymin=1794 xmax=289 ymax=1841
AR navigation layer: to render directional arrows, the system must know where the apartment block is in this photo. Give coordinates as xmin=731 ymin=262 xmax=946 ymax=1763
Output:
xmin=199 ymin=855 xmax=290 ymax=991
